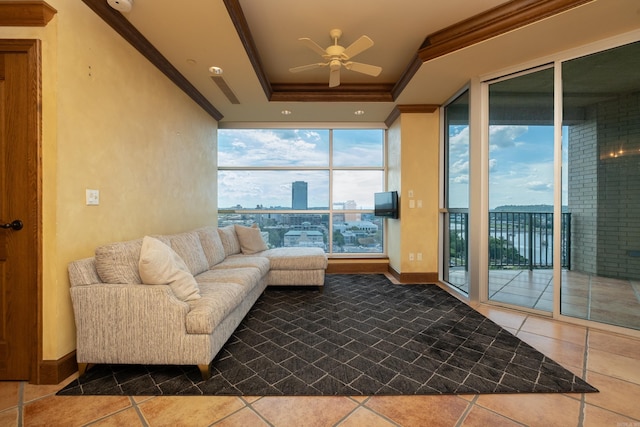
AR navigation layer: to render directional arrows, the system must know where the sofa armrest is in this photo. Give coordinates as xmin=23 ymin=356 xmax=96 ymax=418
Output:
xmin=70 ymin=283 xmax=191 ymax=364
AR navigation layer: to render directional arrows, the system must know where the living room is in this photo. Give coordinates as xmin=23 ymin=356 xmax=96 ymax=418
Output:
xmin=1 ymin=0 xmax=639 ymax=425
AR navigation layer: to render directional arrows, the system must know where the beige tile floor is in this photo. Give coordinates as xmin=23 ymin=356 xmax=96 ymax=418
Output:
xmin=1 ymin=302 xmax=640 ymax=426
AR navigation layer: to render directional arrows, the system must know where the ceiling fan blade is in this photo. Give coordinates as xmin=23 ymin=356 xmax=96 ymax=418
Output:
xmin=329 ymin=68 xmax=340 ymax=87
xmin=289 ymin=62 xmax=327 ymax=73
xmin=342 ymin=35 xmax=374 ymax=59
xmin=344 ymin=61 xmax=382 ymax=77
xmin=298 ymin=37 xmax=328 ymax=57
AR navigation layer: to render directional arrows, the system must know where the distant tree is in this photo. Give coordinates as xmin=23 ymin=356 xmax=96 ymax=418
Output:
xmin=450 ymin=231 xmax=466 ymax=259
xmin=358 ymin=237 xmax=375 ymax=246
xmin=489 ymin=236 xmax=526 ymax=266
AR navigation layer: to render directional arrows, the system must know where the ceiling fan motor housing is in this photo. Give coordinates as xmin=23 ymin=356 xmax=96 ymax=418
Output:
xmin=326 ymin=45 xmax=346 ymax=59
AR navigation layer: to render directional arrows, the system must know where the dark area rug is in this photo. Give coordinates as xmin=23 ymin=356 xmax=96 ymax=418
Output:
xmin=58 ymin=274 xmax=597 ymax=396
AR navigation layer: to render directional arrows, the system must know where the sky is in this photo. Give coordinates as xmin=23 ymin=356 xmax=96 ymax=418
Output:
xmin=448 ymin=124 xmax=568 ymax=209
xmin=217 ymin=129 xmax=384 ymax=210
xmin=218 ymin=126 xmax=568 ymax=211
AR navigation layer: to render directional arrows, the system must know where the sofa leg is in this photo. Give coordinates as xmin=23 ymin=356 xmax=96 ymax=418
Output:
xmin=77 ymin=363 xmax=89 ymax=376
xmin=198 ymin=364 xmax=211 ymax=381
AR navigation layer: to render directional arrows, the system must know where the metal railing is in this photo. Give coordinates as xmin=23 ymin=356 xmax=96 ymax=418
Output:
xmin=448 ymin=212 xmax=571 ymax=270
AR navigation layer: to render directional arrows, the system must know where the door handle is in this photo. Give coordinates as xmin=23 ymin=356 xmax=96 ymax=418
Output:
xmin=1 ymin=220 xmax=23 ymax=231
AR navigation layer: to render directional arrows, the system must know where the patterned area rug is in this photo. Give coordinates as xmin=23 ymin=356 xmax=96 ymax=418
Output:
xmin=58 ymin=274 xmax=597 ymax=396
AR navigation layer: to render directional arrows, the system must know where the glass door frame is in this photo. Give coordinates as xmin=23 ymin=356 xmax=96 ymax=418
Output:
xmin=452 ymin=30 xmax=640 ymax=339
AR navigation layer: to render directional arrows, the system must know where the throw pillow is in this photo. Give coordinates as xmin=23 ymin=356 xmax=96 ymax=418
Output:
xmin=138 ymin=236 xmax=201 ymax=302
xmin=217 ymin=225 xmax=241 ymax=256
xmin=95 ymin=239 xmax=143 ymax=284
xmin=235 ymin=224 xmax=268 ymax=255
xmin=197 ymin=226 xmax=226 ymax=267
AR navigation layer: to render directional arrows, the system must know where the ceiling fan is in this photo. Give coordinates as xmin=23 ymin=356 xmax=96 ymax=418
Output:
xmin=289 ymin=29 xmax=382 ymax=88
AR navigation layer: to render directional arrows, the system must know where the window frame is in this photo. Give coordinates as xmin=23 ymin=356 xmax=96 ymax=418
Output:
xmin=217 ymin=126 xmax=388 ymax=258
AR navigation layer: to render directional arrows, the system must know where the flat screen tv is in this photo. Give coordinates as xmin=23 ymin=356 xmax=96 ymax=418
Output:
xmin=374 ymin=191 xmax=399 ymax=219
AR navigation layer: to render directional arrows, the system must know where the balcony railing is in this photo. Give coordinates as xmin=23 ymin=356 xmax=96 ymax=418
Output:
xmin=448 ymin=212 xmax=571 ymax=270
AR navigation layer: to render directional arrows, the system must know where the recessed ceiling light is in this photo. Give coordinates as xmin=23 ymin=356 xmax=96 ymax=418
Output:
xmin=186 ymin=59 xmax=197 ymax=65
xmin=209 ymin=66 xmax=223 ymax=75
xmin=354 ymin=110 xmax=365 ymax=116
xmin=281 ymin=110 xmax=292 ymax=115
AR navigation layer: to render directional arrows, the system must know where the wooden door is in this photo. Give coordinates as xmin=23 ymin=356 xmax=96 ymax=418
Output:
xmin=0 ymin=40 xmax=41 ymax=381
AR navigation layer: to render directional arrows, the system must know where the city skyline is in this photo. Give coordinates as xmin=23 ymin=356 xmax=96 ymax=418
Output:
xmin=218 ymin=129 xmax=384 ymax=210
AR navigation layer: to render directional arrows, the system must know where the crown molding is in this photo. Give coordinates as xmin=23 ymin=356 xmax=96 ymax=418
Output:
xmin=269 ymin=83 xmax=395 ymax=102
xmin=385 ymin=104 xmax=439 ymax=128
xmin=0 ymin=1 xmax=57 ymax=27
xmin=418 ymin=0 xmax=594 ymax=62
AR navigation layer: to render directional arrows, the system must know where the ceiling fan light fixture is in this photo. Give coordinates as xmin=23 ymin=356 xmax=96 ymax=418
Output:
xmin=290 ymin=29 xmax=382 ymax=88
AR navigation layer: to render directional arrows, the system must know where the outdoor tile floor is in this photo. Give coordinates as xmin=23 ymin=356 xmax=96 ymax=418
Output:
xmin=448 ymin=268 xmax=640 ymax=330
xmin=1 ymin=275 xmax=640 ymax=426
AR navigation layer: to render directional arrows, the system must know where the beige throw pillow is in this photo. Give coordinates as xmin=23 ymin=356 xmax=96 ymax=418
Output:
xmin=139 ymin=236 xmax=201 ymax=302
xmin=234 ymin=224 xmax=268 ymax=255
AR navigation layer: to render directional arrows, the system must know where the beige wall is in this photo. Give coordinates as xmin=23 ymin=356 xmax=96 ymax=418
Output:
xmin=386 ymin=111 xmax=440 ymax=275
xmin=2 ymin=0 xmax=218 ymax=361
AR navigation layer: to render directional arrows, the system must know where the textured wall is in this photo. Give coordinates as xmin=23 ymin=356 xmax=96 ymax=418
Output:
xmin=1 ymin=0 xmax=219 ymax=360
xmin=386 ymin=111 xmax=440 ymax=275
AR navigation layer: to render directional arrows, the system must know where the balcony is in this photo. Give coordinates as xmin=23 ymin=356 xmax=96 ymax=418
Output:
xmin=445 ymin=211 xmax=640 ymax=330
xmin=448 ymin=211 xmax=570 ymax=271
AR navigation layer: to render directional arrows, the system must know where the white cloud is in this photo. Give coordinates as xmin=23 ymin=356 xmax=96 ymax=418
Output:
xmin=218 ymin=129 xmax=328 ymax=166
xmin=526 ymin=181 xmax=553 ymax=191
xmin=489 ymin=125 xmax=528 ymax=150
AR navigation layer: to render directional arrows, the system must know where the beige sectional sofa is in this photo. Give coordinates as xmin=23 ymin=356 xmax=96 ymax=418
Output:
xmin=67 ymin=224 xmax=327 ymax=380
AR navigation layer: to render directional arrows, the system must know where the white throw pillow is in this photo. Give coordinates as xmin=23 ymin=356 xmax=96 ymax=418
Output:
xmin=235 ymin=224 xmax=268 ymax=255
xmin=139 ymin=236 xmax=201 ymax=302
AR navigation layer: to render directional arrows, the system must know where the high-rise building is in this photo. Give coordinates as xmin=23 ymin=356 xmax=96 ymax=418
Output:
xmin=344 ymin=200 xmax=361 ymax=221
xmin=292 ymin=181 xmax=308 ymax=209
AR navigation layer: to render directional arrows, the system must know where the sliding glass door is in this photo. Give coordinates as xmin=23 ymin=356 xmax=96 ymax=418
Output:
xmin=443 ymin=90 xmax=470 ymax=294
xmin=442 ymin=38 xmax=640 ymax=332
xmin=560 ymin=41 xmax=640 ymax=330
xmin=486 ymin=67 xmax=556 ymax=311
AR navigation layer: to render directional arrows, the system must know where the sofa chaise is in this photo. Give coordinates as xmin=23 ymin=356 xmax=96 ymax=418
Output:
xmin=67 ymin=224 xmax=327 ymax=379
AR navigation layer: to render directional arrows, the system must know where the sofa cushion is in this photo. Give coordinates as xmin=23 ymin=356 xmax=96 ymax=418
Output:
xmin=164 ymin=231 xmax=210 ymax=276
xmin=195 ymin=267 xmax=263 ymax=289
xmin=213 ymin=255 xmax=270 ymax=277
xmin=196 ymin=226 xmax=226 ymax=267
xmin=260 ymin=247 xmax=328 ymax=270
xmin=185 ymin=282 xmax=245 ymax=334
xmin=95 ymin=239 xmax=143 ymax=284
xmin=235 ymin=224 xmax=268 ymax=254
xmin=138 ymin=236 xmax=201 ymax=302
xmin=217 ymin=225 xmax=241 ymax=257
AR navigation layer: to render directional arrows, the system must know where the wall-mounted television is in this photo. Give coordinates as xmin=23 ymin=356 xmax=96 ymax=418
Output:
xmin=374 ymin=191 xmax=399 ymax=219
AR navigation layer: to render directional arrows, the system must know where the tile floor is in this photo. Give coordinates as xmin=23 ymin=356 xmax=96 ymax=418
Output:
xmin=2 ymin=290 xmax=640 ymax=426
xmin=448 ymin=268 xmax=640 ymax=330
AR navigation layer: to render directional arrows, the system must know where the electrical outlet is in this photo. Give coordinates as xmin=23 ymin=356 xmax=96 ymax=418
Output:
xmin=409 ymin=253 xmax=415 ymax=261
xmin=417 ymin=253 xmax=423 ymax=261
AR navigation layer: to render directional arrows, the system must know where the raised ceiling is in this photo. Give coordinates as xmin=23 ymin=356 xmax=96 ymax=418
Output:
xmin=82 ymin=0 xmax=640 ymax=124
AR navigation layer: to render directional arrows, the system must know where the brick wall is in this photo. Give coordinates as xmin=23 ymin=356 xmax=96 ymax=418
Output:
xmin=568 ymin=92 xmax=640 ymax=279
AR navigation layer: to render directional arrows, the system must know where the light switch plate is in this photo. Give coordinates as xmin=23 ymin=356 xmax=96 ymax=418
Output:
xmin=86 ymin=189 xmax=99 ymax=206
